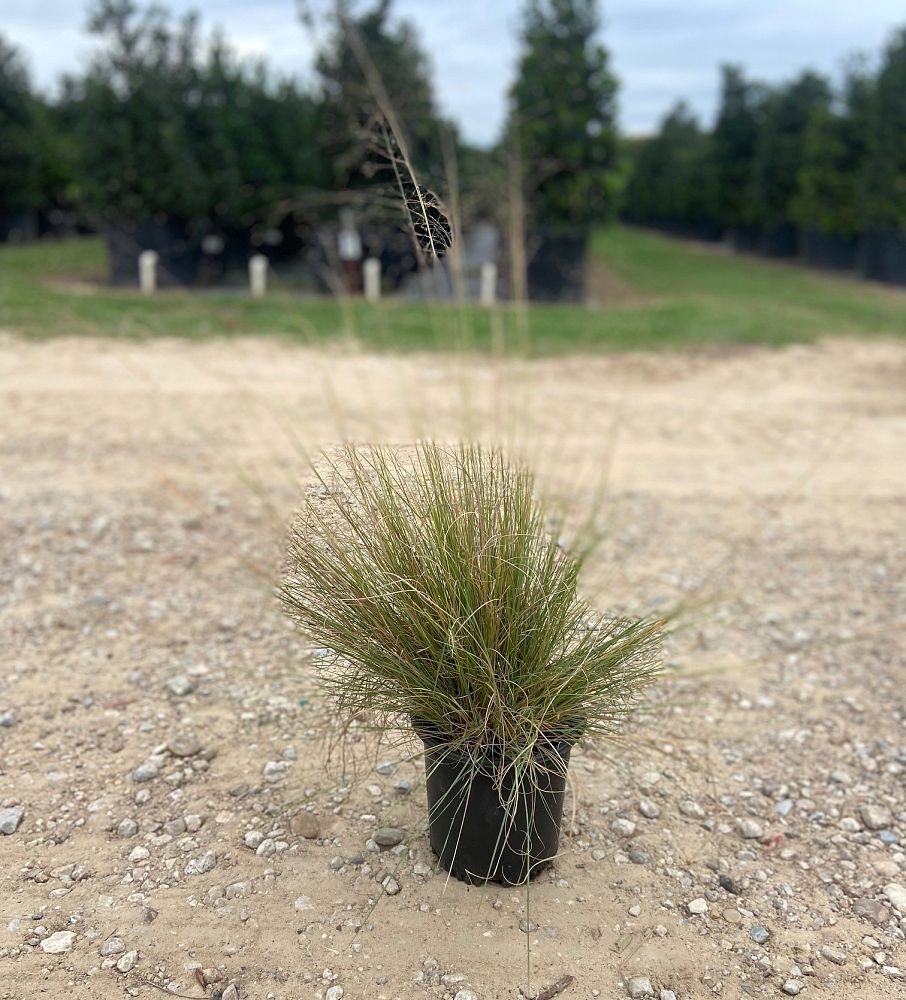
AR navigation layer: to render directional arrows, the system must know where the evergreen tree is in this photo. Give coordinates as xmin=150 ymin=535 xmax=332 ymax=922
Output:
xmin=314 ymin=0 xmax=445 ymax=192
xmin=508 ymin=0 xmax=619 ymax=233
xmin=862 ymin=28 xmax=906 ymax=231
xmin=711 ymin=65 xmax=764 ymax=230
xmin=0 ymin=35 xmax=40 ymax=219
xmin=749 ymin=71 xmax=832 ymax=233
xmin=793 ymin=65 xmax=874 ymax=239
xmin=621 ymin=102 xmax=718 ymax=236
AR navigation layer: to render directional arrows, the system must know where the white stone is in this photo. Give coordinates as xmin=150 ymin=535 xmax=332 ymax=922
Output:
xmin=41 ymin=931 xmax=76 ymax=954
xmin=0 ymin=806 xmax=25 ymax=835
xmin=687 ymin=898 xmax=708 ymax=915
xmin=116 ymin=950 xmax=138 ymax=972
xmin=627 ymin=976 xmax=655 ymax=999
xmin=184 ymin=851 xmax=216 ymax=876
xmin=883 ymin=883 xmax=906 ymax=913
xmin=736 ymin=817 xmax=764 ymax=839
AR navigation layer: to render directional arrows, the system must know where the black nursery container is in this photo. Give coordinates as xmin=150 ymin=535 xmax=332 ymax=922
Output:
xmin=416 ymin=721 xmax=573 ymax=885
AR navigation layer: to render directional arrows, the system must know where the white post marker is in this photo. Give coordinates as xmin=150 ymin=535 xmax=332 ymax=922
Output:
xmin=138 ymin=250 xmax=159 ymax=295
xmin=249 ymin=254 xmax=268 ymax=299
xmin=479 ymin=261 xmax=497 ymax=307
xmin=363 ymin=257 xmax=381 ymax=302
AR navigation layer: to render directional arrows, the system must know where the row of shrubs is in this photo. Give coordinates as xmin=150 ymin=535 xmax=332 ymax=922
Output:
xmin=620 ymin=28 xmax=906 ymax=286
xmin=0 ymin=0 xmax=482 ymax=284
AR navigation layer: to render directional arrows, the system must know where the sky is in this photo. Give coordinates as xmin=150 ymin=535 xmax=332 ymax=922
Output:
xmin=3 ymin=0 xmax=905 ymax=144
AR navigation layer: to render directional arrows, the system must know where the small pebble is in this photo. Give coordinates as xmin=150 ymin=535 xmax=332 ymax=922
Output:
xmin=373 ymin=827 xmax=405 ymax=847
xmin=781 ymin=980 xmax=803 ymax=996
xmin=735 ymin=817 xmax=764 ymax=840
xmin=0 ymin=806 xmax=25 ymax=835
xmin=860 ymin=804 xmax=892 ymax=831
xmin=627 ymin=976 xmax=655 ymax=999
xmin=116 ymin=950 xmax=138 ymax=973
xmin=117 ymin=818 xmax=139 ymax=838
xmin=638 ymin=798 xmax=660 ymax=819
xmin=750 ymin=925 xmax=770 ymax=944
xmin=165 ymin=675 xmax=194 ymax=697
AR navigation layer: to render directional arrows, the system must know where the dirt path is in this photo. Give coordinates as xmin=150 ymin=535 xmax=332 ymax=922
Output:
xmin=1 ymin=335 xmax=905 ymax=1000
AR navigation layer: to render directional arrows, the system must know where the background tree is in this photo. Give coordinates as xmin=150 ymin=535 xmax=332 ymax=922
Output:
xmin=508 ymin=0 xmax=619 ymax=234
xmin=0 ymin=35 xmax=40 ymax=233
xmin=506 ymin=0 xmax=619 ymax=299
xmin=621 ymin=102 xmax=718 ymax=238
xmin=711 ymin=65 xmax=764 ymax=234
xmin=862 ymin=28 xmax=906 ymax=233
xmin=313 ymin=0 xmax=447 ymax=194
xmin=793 ymin=65 xmax=874 ymax=245
xmin=749 ymin=71 xmax=832 ymax=250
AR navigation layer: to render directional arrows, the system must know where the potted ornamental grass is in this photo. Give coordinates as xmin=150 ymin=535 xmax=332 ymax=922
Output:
xmin=280 ymin=443 xmax=663 ymax=885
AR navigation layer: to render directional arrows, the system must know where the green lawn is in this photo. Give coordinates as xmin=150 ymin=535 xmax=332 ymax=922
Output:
xmin=0 ymin=227 xmax=903 ymax=352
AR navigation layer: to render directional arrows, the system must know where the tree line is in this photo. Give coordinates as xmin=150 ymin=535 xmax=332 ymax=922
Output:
xmin=0 ymin=0 xmax=619 ymax=298
xmin=621 ymin=30 xmax=906 ymax=285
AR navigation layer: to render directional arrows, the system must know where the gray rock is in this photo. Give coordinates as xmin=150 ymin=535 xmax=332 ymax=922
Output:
xmin=852 ymin=897 xmax=890 ymax=924
xmin=629 ymin=847 xmax=651 ymax=865
xmin=184 ymin=851 xmax=216 ymax=876
xmin=0 ymin=710 xmax=15 ymax=727
xmin=820 ymin=945 xmax=846 ymax=965
xmin=776 ymin=798 xmax=794 ymax=818
xmin=0 ymin=806 xmax=24 ymax=835
xmin=131 ymin=760 xmax=160 ymax=783
xmin=782 ymin=980 xmax=803 ymax=996
xmin=326 ymin=988 xmax=344 ymax=1000
xmin=262 ymin=760 xmax=289 ymax=782
xmin=167 ymin=735 xmax=202 ymax=758
xmin=382 ymin=876 xmax=400 ymax=895
xmin=117 ymin=818 xmax=139 ymax=838
xmin=735 ymin=817 xmax=764 ymax=840
xmin=374 ymin=761 xmax=396 ymax=775
xmin=243 ymin=831 xmax=264 ymax=849
xmin=221 ymin=986 xmax=240 ymax=1000
xmin=290 ymin=812 xmax=320 ymax=839
xmin=679 ymin=799 xmax=706 ymax=819
xmin=165 ymin=675 xmax=194 ymax=697
xmin=660 ymin=992 xmax=677 ymax=1000
xmin=41 ymin=930 xmax=76 ymax=954
xmin=627 ymin=976 xmax=655 ymax=998
xmin=116 ymin=950 xmax=138 ymax=973
xmin=638 ymin=798 xmax=660 ymax=819
xmin=373 ymin=827 xmax=405 ymax=847
xmin=611 ymin=818 xmax=637 ymax=837
xmin=883 ymin=883 xmax=906 ymax=913
xmin=100 ymin=937 xmax=126 ymax=957
xmin=687 ymin=898 xmax=708 ymax=915
xmin=750 ymin=925 xmax=770 ymax=944
xmin=879 ymin=830 xmax=899 ymax=845
xmin=454 ymin=992 xmax=478 ymax=1000
xmin=860 ymin=804 xmax=893 ymax=831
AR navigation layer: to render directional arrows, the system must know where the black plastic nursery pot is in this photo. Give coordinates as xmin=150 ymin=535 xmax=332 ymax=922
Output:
xmin=416 ymin=720 xmax=573 ymax=886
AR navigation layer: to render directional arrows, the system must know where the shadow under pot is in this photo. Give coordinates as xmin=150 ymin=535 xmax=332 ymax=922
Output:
xmin=414 ymin=719 xmax=573 ymax=885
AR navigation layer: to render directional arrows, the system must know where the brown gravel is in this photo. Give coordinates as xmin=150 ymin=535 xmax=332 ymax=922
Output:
xmin=1 ymin=334 xmax=905 ymax=1000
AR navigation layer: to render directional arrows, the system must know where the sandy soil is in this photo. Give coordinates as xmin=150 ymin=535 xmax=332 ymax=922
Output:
xmin=1 ymin=334 xmax=905 ymax=1000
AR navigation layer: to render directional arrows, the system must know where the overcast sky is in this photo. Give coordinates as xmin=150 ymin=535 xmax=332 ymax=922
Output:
xmin=3 ymin=1 xmax=905 ymax=144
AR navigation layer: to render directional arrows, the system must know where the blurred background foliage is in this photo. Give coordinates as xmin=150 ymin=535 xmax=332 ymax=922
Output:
xmin=1 ymin=0 xmax=906 ymax=289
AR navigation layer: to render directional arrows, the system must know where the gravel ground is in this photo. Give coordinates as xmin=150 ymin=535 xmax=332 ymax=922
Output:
xmin=1 ymin=334 xmax=905 ymax=1000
